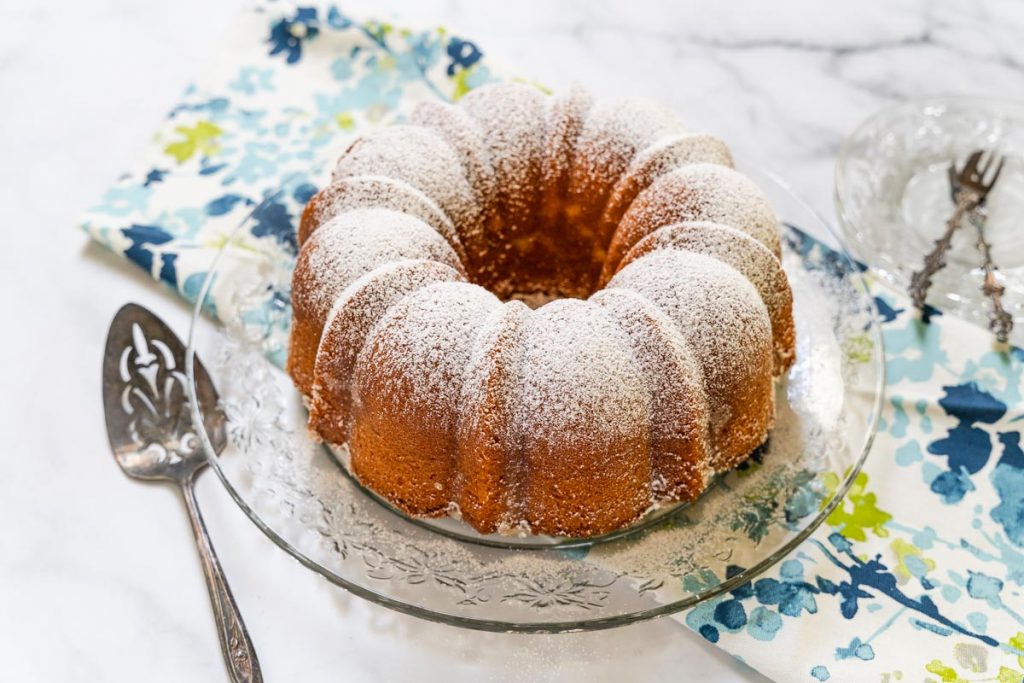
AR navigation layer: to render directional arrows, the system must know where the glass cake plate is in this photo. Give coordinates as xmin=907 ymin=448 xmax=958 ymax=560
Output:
xmin=185 ymin=163 xmax=884 ymax=632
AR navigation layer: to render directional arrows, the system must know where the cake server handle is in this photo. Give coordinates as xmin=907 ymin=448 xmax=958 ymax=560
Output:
xmin=181 ymin=477 xmax=263 ymax=683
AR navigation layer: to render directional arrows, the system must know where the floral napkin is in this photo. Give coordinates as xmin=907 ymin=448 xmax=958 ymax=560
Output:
xmin=80 ymin=3 xmax=1024 ymax=681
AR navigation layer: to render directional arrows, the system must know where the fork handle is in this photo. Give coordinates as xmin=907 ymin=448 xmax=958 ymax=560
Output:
xmin=972 ymin=211 xmax=1014 ymax=343
xmin=909 ymin=193 xmax=975 ymax=310
xmin=181 ymin=479 xmax=263 ymax=683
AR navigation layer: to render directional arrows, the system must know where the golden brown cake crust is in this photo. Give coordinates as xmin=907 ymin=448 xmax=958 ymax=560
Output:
xmin=309 ymin=259 xmax=465 ymax=445
xmin=602 ymin=163 xmax=782 ymax=285
xmin=287 ymin=83 xmax=796 ymax=537
xmin=288 ymin=208 xmax=464 ymax=396
xmin=617 ymin=221 xmax=796 ymax=375
xmin=455 ymin=301 xmax=531 ymax=533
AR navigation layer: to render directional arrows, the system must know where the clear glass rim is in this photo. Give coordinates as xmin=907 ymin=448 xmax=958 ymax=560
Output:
xmin=185 ymin=162 xmax=887 ymax=632
xmin=833 ymin=94 xmax=1024 ymax=295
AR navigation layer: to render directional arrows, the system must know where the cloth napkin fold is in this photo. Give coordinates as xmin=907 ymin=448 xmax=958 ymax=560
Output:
xmin=80 ymin=3 xmax=1024 ymax=680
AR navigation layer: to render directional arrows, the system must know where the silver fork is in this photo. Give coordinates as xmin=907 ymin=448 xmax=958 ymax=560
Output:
xmin=946 ymin=151 xmax=1011 ymax=341
xmin=909 ymin=149 xmax=1006 ymax=312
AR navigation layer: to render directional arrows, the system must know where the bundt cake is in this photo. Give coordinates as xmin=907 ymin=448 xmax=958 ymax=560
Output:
xmin=288 ymin=82 xmax=796 ymax=537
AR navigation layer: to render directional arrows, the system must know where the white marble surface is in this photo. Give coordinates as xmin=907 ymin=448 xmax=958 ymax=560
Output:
xmin=3 ymin=0 xmax=1024 ymax=680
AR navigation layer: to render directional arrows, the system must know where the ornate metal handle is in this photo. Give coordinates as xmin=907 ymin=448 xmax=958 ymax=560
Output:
xmin=909 ymin=191 xmax=977 ymax=311
xmin=181 ymin=479 xmax=263 ymax=683
xmin=971 ymin=207 xmax=1014 ymax=343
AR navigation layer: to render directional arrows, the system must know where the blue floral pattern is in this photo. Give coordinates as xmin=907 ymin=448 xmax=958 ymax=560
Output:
xmin=81 ymin=3 xmax=502 ymax=305
xmin=681 ymin=291 xmax=1024 ymax=681
xmin=79 ymin=3 xmax=1024 ymax=681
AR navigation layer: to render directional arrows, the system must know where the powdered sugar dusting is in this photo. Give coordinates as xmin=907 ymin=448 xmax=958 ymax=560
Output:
xmin=293 ymin=208 xmax=464 ymax=323
xmin=608 ymin=250 xmax=771 ymax=393
xmin=332 ymin=124 xmax=482 ymax=249
xmin=511 ymin=298 xmax=655 ymax=534
xmin=455 ymin=299 xmax=532 ymax=528
xmin=310 ymin=259 xmax=465 ymax=441
xmin=622 ymin=221 xmax=796 ymax=373
xmin=610 ymin=164 xmax=781 ymax=274
xmin=540 ymin=83 xmax=592 ymax=213
xmin=599 ymin=132 xmax=734 ymax=248
xmin=319 ymin=260 xmax=466 ymax=372
xmin=592 ymin=287 xmax=714 ymax=496
xmin=357 ymin=281 xmax=501 ymax=415
xmin=459 ymin=83 xmax=548 ymax=231
xmin=631 ymin=132 xmax=734 ymax=176
xmin=303 ymin=174 xmax=464 ymax=261
xmin=458 ymin=300 xmax=531 ymax=435
xmin=516 ymin=299 xmax=650 ymax=446
xmin=411 ymin=100 xmax=498 ymax=228
xmin=608 ymin=249 xmax=773 ymax=465
xmin=568 ymin=98 xmax=688 ymax=219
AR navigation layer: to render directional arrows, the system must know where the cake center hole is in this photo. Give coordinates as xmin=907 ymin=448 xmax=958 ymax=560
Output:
xmin=506 ymin=291 xmax=566 ymax=309
xmin=471 ymin=221 xmax=607 ymax=306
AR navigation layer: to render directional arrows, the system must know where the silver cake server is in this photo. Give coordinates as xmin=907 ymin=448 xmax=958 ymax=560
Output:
xmin=102 ymin=302 xmax=262 ymax=682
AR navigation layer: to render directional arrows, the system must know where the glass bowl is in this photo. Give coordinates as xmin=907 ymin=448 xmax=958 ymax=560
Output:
xmin=186 ymin=163 xmax=884 ymax=632
xmin=835 ymin=97 xmax=1024 ymax=342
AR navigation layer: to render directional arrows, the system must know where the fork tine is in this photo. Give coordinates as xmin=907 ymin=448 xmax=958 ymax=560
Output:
xmin=964 ymin=150 xmax=985 ymax=176
xmin=986 ymin=155 xmax=1006 ymax=189
xmin=978 ymin=150 xmax=994 ymax=178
